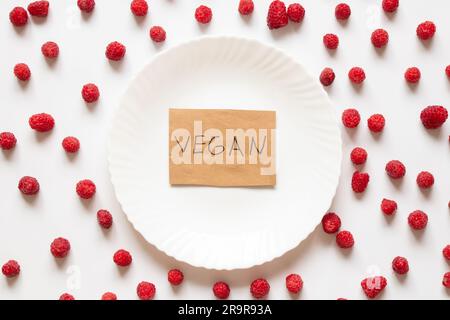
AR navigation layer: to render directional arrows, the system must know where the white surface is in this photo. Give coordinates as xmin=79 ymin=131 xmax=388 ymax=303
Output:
xmin=0 ymin=0 xmax=449 ymax=299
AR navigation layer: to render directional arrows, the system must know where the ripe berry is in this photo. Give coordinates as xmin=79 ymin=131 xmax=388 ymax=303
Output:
xmin=392 ymin=256 xmax=409 ymax=275
xmin=336 ymin=230 xmax=354 ymax=248
xmin=371 ymin=29 xmax=389 ymax=48
xmin=2 ymin=260 xmax=20 ymax=278
xmin=351 ymin=171 xmax=369 ymax=193
xmin=238 ymin=0 xmax=254 ymax=15
xmin=97 ymin=209 xmax=113 ymax=229
xmin=404 ymin=67 xmax=421 ymax=83
xmin=101 ymin=292 xmax=117 ymax=300
xmin=59 ymin=293 xmax=75 ymax=300
xmin=285 ymin=274 xmax=303 ymax=294
xmin=14 ymin=63 xmax=31 ymax=81
xmin=27 ymin=1 xmax=49 ymax=17
xmin=335 ymin=3 xmax=351 ymax=20
xmin=367 ymin=114 xmax=385 ymax=133
xmin=137 ymin=281 xmax=156 ymax=300
xmin=381 ymin=198 xmax=397 ymax=215
xmin=29 ymin=113 xmax=54 ymax=132
xmin=350 ymin=147 xmax=367 ymax=165
xmin=113 ymin=249 xmax=132 ymax=267
xmin=168 ymin=269 xmax=184 ymax=286
xmin=287 ymin=3 xmax=305 ymax=23
xmin=416 ymin=171 xmax=434 ymax=189
xmin=321 ymin=212 xmax=341 ymax=234
xmin=420 ymin=105 xmax=448 ymax=129
xmin=41 ymin=41 xmax=59 ymax=59
xmin=361 ymin=276 xmax=387 ymax=299
xmin=50 ymin=237 xmax=71 ymax=258
xmin=385 ymin=160 xmax=406 ymax=179
xmin=0 ymin=132 xmax=17 ymax=150
xmin=195 ymin=5 xmax=212 ymax=24
xmin=320 ymin=67 xmax=335 ymax=86
xmin=81 ymin=83 xmax=100 ymax=103
xmin=443 ymin=272 xmax=450 ymax=288
xmin=76 ymin=179 xmax=96 ymax=199
xmin=267 ymin=1 xmax=288 ymax=30
xmin=9 ymin=7 xmax=28 ymax=27
xmin=62 ymin=137 xmax=80 ymax=153
xmin=416 ymin=21 xmax=436 ymax=40
xmin=445 ymin=65 xmax=450 ymax=78
xmin=213 ymin=281 xmax=230 ymax=299
xmin=342 ymin=109 xmax=361 ymax=128
xmin=382 ymin=0 xmax=399 ymax=13
xmin=105 ymin=41 xmax=126 ymax=61
xmin=130 ymin=0 xmax=148 ymax=17
xmin=443 ymin=245 xmax=450 ymax=260
xmin=250 ymin=278 xmax=270 ymax=299
xmin=408 ymin=210 xmax=428 ymax=230
xmin=348 ymin=67 xmax=366 ymax=84
xmin=18 ymin=176 xmax=40 ymax=195
xmin=78 ymin=0 xmax=95 ymax=13
xmin=323 ymin=33 xmax=339 ymax=50
xmin=150 ymin=26 xmax=166 ymax=43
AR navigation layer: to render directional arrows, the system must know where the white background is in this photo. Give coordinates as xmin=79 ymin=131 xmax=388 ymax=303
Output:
xmin=0 ymin=0 xmax=449 ymax=300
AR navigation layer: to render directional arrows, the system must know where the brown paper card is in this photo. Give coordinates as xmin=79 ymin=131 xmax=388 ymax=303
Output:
xmin=169 ymin=108 xmax=276 ymax=187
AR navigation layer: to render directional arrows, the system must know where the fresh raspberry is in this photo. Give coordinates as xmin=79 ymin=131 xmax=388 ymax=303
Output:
xmin=137 ymin=281 xmax=156 ymax=300
xmin=62 ymin=136 xmax=80 ymax=153
xmin=78 ymin=0 xmax=95 ymax=13
xmin=443 ymin=272 xmax=450 ymax=288
xmin=59 ymin=293 xmax=75 ymax=300
xmin=97 ymin=209 xmax=113 ymax=229
xmin=404 ymin=67 xmax=421 ymax=83
xmin=416 ymin=21 xmax=436 ymax=40
xmin=239 ymin=0 xmax=254 ymax=15
xmin=351 ymin=171 xmax=369 ymax=193
xmin=408 ymin=210 xmax=428 ymax=230
xmin=320 ymin=68 xmax=335 ymax=86
xmin=381 ymin=198 xmax=397 ymax=215
xmin=168 ymin=269 xmax=184 ymax=286
xmin=361 ymin=276 xmax=387 ymax=299
xmin=101 ymin=292 xmax=117 ymax=300
xmin=385 ymin=160 xmax=406 ymax=179
xmin=285 ymin=274 xmax=303 ymax=294
xmin=335 ymin=3 xmax=351 ymax=20
xmin=149 ymin=26 xmax=166 ymax=43
xmin=420 ymin=105 xmax=448 ymax=129
xmin=267 ymin=1 xmax=288 ymax=30
xmin=250 ymin=278 xmax=270 ymax=299
xmin=29 ymin=113 xmax=54 ymax=132
xmin=2 ymin=260 xmax=20 ymax=278
xmin=27 ymin=1 xmax=49 ymax=17
xmin=348 ymin=67 xmax=366 ymax=84
xmin=195 ymin=5 xmax=212 ymax=24
xmin=105 ymin=41 xmax=126 ymax=61
xmin=213 ymin=281 xmax=230 ymax=299
xmin=342 ymin=109 xmax=361 ymax=128
xmin=392 ymin=256 xmax=409 ymax=275
xmin=130 ymin=0 xmax=148 ymax=17
xmin=81 ymin=83 xmax=100 ymax=103
xmin=18 ymin=176 xmax=40 ymax=195
xmin=321 ymin=212 xmax=341 ymax=234
xmin=350 ymin=147 xmax=367 ymax=165
xmin=0 ymin=132 xmax=17 ymax=150
xmin=76 ymin=179 xmax=96 ymax=199
xmin=336 ymin=230 xmax=354 ymax=248
xmin=323 ymin=33 xmax=339 ymax=50
xmin=14 ymin=63 xmax=31 ymax=81
xmin=41 ymin=41 xmax=59 ymax=59
xmin=416 ymin=171 xmax=434 ymax=189
xmin=9 ymin=7 xmax=28 ymax=27
xmin=287 ymin=3 xmax=305 ymax=23
xmin=446 ymin=65 xmax=450 ymax=78
xmin=367 ymin=114 xmax=385 ymax=133
xmin=371 ymin=29 xmax=389 ymax=48
xmin=382 ymin=0 xmax=399 ymax=13
xmin=113 ymin=249 xmax=132 ymax=267
xmin=443 ymin=245 xmax=450 ymax=260
xmin=50 ymin=237 xmax=71 ymax=258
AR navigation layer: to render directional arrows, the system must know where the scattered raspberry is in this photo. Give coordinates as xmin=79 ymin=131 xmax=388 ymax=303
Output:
xmin=382 ymin=0 xmax=399 ymax=13
xmin=385 ymin=160 xmax=406 ymax=179
xmin=381 ymin=198 xmax=397 ymax=215
xmin=321 ymin=212 xmax=341 ymax=234
xmin=416 ymin=171 xmax=434 ymax=189
xmin=59 ymin=293 xmax=75 ymax=300
xmin=29 ymin=113 xmax=54 ymax=132
xmin=446 ymin=65 xmax=450 ymax=78
xmin=113 ymin=249 xmax=132 ymax=267
xmin=213 ymin=281 xmax=230 ymax=299
xmin=239 ymin=0 xmax=254 ymax=15
xmin=150 ymin=26 xmax=166 ymax=43
xmin=76 ymin=179 xmax=96 ymax=199
xmin=404 ymin=67 xmax=421 ymax=83
xmin=2 ymin=260 xmax=20 ymax=278
xmin=323 ymin=33 xmax=339 ymax=50
xmin=267 ymin=1 xmax=288 ymax=30
xmin=9 ymin=7 xmax=28 ymax=27
xmin=392 ymin=256 xmax=409 ymax=275
xmin=14 ymin=63 xmax=31 ymax=81
xmin=78 ymin=0 xmax=95 ymax=13
xmin=50 ymin=237 xmax=71 ymax=258
xmin=351 ymin=171 xmax=369 ymax=193
xmin=443 ymin=245 xmax=450 ymax=260
xmin=336 ymin=230 xmax=354 ymax=248
xmin=250 ymin=278 xmax=270 ymax=299
xmin=41 ymin=41 xmax=59 ymax=59
xmin=342 ymin=109 xmax=361 ymax=128
xmin=137 ymin=281 xmax=156 ymax=300
xmin=443 ymin=272 xmax=450 ymax=288
xmin=416 ymin=21 xmax=436 ymax=40
xmin=105 ymin=41 xmax=126 ymax=61
xmin=367 ymin=114 xmax=385 ymax=133
xmin=371 ymin=29 xmax=389 ymax=48
xmin=0 ymin=132 xmax=17 ymax=150
xmin=408 ymin=210 xmax=428 ymax=230
xmin=101 ymin=292 xmax=117 ymax=300
xmin=168 ymin=269 xmax=184 ymax=286
xmin=18 ymin=176 xmax=40 ymax=195
xmin=27 ymin=1 xmax=49 ymax=17
xmin=420 ymin=105 xmax=448 ymax=129
xmin=335 ymin=3 xmax=351 ymax=20
xmin=81 ymin=83 xmax=100 ymax=103
xmin=348 ymin=67 xmax=365 ymax=84
xmin=320 ymin=67 xmax=335 ymax=86
xmin=97 ymin=209 xmax=113 ymax=229
xmin=350 ymin=147 xmax=367 ymax=165
xmin=130 ymin=0 xmax=148 ymax=17
xmin=287 ymin=3 xmax=305 ymax=23
xmin=62 ymin=136 xmax=80 ymax=153
xmin=361 ymin=276 xmax=387 ymax=299
xmin=195 ymin=5 xmax=212 ymax=24
xmin=285 ymin=274 xmax=303 ymax=294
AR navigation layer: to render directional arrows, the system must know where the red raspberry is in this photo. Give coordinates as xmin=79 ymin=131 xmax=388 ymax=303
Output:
xmin=76 ymin=179 xmax=96 ymax=199
xmin=0 ymin=132 xmax=17 ymax=150
xmin=381 ymin=198 xmax=397 ymax=215
xmin=335 ymin=3 xmax=351 ymax=20
xmin=81 ymin=83 xmax=100 ymax=103
xmin=213 ymin=281 xmax=230 ymax=299
xmin=350 ymin=147 xmax=367 ymax=165
xmin=382 ymin=0 xmax=399 ymax=13
xmin=97 ymin=209 xmax=113 ymax=229
xmin=250 ymin=278 xmax=270 ymax=299
xmin=41 ymin=41 xmax=59 ymax=59
xmin=267 ymin=1 xmax=288 ymax=30
xmin=443 ymin=272 xmax=450 ymax=288
xmin=385 ymin=160 xmax=406 ymax=179
xmin=27 ymin=1 xmax=49 ymax=17
xmin=336 ymin=230 xmax=354 ymax=248
xmin=446 ymin=65 xmax=450 ymax=78
xmin=101 ymin=292 xmax=117 ymax=300
xmin=342 ymin=109 xmax=361 ymax=128
xmin=29 ymin=113 xmax=54 ymax=132
xmin=50 ymin=237 xmax=71 ymax=258
xmin=408 ymin=210 xmax=428 ymax=230
xmin=323 ymin=33 xmax=339 ymax=50
xmin=9 ymin=7 xmax=28 ymax=27
xmin=367 ymin=114 xmax=385 ymax=133
xmin=78 ymin=0 xmax=95 ymax=13
xmin=18 ymin=176 xmax=40 ymax=195
xmin=168 ymin=269 xmax=184 ymax=286
xmin=195 ymin=5 xmax=212 ymax=24
xmin=416 ymin=21 xmax=436 ymax=40
xmin=113 ymin=249 xmax=132 ymax=267
xmin=416 ymin=171 xmax=434 ymax=189
xmin=404 ymin=67 xmax=421 ymax=83
xmin=420 ymin=105 xmax=448 ymax=129
xmin=150 ymin=26 xmax=166 ymax=43
xmin=351 ymin=171 xmax=369 ymax=193
xmin=59 ymin=293 xmax=75 ymax=300
xmin=287 ymin=3 xmax=305 ymax=23
xmin=285 ymin=274 xmax=303 ymax=294
xmin=105 ymin=41 xmax=126 ymax=61
xmin=14 ymin=63 xmax=31 ymax=81
xmin=392 ymin=256 xmax=409 ymax=275
xmin=130 ymin=0 xmax=148 ymax=17
xmin=371 ymin=29 xmax=389 ymax=48
xmin=321 ymin=212 xmax=341 ymax=234
xmin=443 ymin=245 xmax=450 ymax=260
xmin=320 ymin=67 xmax=335 ymax=86
xmin=62 ymin=136 xmax=80 ymax=153
xmin=239 ymin=0 xmax=254 ymax=15
xmin=2 ymin=260 xmax=20 ymax=278
xmin=137 ymin=281 xmax=156 ymax=300
xmin=348 ymin=67 xmax=366 ymax=84
xmin=361 ymin=276 xmax=387 ymax=299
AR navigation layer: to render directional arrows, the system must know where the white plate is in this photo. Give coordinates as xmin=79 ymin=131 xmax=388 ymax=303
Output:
xmin=108 ymin=36 xmax=342 ymax=270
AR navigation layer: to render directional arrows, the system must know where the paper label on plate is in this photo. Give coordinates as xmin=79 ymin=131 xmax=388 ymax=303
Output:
xmin=169 ymin=108 xmax=276 ymax=186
